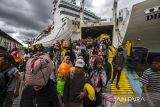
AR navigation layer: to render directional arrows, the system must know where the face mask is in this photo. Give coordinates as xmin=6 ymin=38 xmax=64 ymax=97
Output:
xmin=96 ymin=64 xmax=102 ymax=70
xmin=98 ymin=66 xmax=103 ymax=70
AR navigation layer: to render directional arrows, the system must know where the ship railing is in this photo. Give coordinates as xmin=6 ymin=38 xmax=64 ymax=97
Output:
xmin=83 ymin=18 xmax=113 ymax=24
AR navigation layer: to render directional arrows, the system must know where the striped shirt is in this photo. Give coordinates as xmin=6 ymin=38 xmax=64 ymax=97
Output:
xmin=142 ymin=68 xmax=160 ymax=101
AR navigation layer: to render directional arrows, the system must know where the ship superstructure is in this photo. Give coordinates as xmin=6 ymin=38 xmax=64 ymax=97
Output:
xmin=36 ymin=0 xmax=100 ymax=45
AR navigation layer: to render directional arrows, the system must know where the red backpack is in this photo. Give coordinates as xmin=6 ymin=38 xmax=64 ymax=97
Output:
xmin=25 ymin=54 xmax=54 ymax=86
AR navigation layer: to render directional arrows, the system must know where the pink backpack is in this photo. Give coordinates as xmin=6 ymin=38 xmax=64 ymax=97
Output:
xmin=25 ymin=54 xmax=54 ymax=86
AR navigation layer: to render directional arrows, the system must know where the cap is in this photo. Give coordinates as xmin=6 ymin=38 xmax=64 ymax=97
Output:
xmin=12 ymin=48 xmax=18 ymax=52
xmin=75 ymin=59 xmax=85 ymax=68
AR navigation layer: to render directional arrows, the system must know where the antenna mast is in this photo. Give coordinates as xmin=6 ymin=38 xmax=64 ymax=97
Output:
xmin=80 ymin=0 xmax=85 ymax=24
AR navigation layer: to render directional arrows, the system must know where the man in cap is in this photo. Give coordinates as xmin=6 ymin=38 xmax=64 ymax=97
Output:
xmin=64 ymin=59 xmax=89 ymax=107
xmin=0 ymin=46 xmax=17 ymax=68
xmin=142 ymin=56 xmax=160 ymax=107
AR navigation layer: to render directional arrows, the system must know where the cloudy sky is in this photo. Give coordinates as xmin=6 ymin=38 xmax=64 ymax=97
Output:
xmin=0 ymin=0 xmax=144 ymax=44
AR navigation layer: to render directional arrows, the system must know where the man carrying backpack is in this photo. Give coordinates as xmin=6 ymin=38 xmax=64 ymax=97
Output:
xmin=0 ymin=46 xmax=20 ymax=107
xmin=20 ymin=47 xmax=60 ymax=107
xmin=63 ymin=58 xmax=89 ymax=107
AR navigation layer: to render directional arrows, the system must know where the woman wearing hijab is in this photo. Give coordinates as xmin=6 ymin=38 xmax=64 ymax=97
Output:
xmin=57 ymin=56 xmax=73 ymax=106
xmin=90 ymin=57 xmax=107 ymax=107
xmin=62 ymin=56 xmax=72 ymax=66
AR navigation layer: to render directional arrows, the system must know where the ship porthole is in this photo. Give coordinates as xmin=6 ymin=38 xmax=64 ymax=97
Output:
xmin=149 ymin=8 xmax=154 ymax=13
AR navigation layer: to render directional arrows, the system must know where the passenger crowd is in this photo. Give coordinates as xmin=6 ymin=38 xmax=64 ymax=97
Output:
xmin=0 ymin=37 xmax=160 ymax=107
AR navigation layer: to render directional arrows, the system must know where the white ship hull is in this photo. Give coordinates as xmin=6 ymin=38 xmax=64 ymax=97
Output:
xmin=36 ymin=0 xmax=100 ymax=45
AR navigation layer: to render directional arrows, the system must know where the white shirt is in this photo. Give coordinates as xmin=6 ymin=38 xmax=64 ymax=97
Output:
xmin=24 ymin=54 xmax=30 ymax=61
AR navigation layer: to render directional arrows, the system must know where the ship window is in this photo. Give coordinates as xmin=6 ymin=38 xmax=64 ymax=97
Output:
xmin=72 ymin=20 xmax=74 ymax=25
xmin=149 ymin=8 xmax=154 ymax=12
xmin=158 ymin=7 xmax=160 ymax=11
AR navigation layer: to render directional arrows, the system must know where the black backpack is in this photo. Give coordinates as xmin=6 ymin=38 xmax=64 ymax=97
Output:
xmin=0 ymin=69 xmax=9 ymax=95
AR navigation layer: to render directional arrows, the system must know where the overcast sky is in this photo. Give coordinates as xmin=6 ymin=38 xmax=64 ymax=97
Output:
xmin=0 ymin=0 xmax=144 ymax=44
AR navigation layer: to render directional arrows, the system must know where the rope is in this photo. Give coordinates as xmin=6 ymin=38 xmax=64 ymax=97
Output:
xmin=52 ymin=24 xmax=76 ymax=42
xmin=36 ymin=22 xmax=75 ymax=44
xmin=61 ymin=25 xmax=76 ymax=40
xmin=65 ymin=25 xmax=77 ymax=40
xmin=117 ymin=9 xmax=130 ymax=46
xmin=35 ymin=24 xmax=65 ymax=44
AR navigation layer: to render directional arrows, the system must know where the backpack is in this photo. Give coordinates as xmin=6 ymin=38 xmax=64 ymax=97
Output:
xmin=25 ymin=54 xmax=54 ymax=86
xmin=0 ymin=68 xmax=10 ymax=96
xmin=69 ymin=71 xmax=89 ymax=81
xmin=0 ymin=73 xmax=7 ymax=95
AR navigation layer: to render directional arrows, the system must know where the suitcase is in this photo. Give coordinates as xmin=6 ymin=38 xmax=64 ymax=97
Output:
xmin=101 ymin=93 xmax=116 ymax=107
